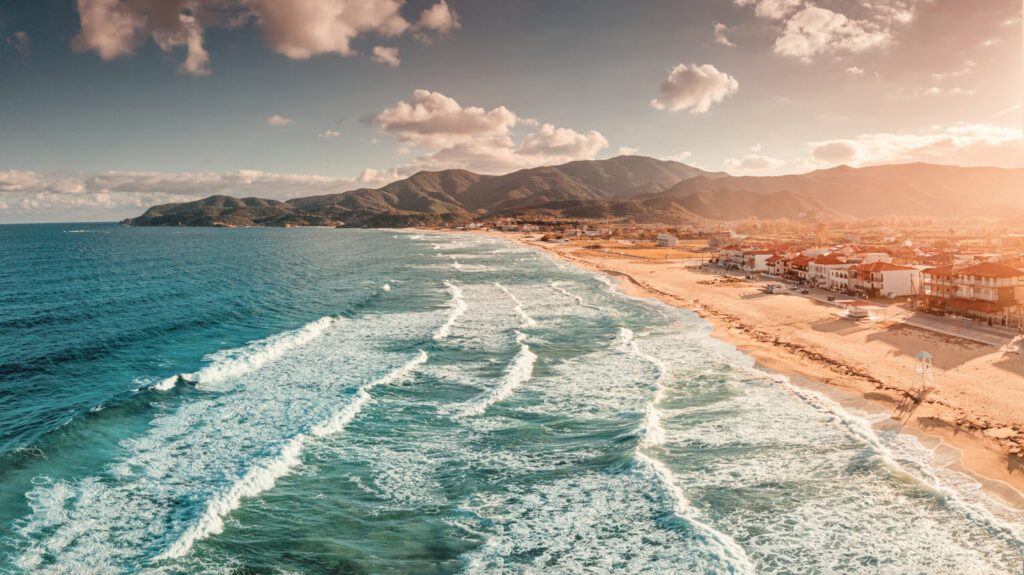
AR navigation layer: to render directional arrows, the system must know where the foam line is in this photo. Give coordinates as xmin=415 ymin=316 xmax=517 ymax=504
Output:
xmin=155 ymin=350 xmax=428 ymax=561
xmin=757 ymin=368 xmax=1024 ymax=548
xmin=615 ymin=328 xmax=668 ymax=447
xmin=458 ymin=331 xmax=536 ymax=417
xmin=549 ymin=282 xmax=605 ymax=312
xmin=153 ymin=316 xmax=339 ymax=391
xmin=433 ymin=282 xmax=467 ymax=341
xmin=494 ymin=282 xmax=537 ymax=328
xmin=635 ymin=451 xmax=756 ymax=574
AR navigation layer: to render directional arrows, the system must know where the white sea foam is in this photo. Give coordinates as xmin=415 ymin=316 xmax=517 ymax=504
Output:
xmin=433 ymin=282 xmax=467 ymax=341
xmin=494 ymin=282 xmax=537 ymax=328
xmin=615 ymin=328 xmax=669 ymax=447
xmin=458 ymin=331 xmax=536 ymax=417
xmin=549 ymin=281 xmax=605 ymax=312
xmin=156 ymin=349 xmax=428 ymax=561
xmin=381 ymin=283 xmax=391 ymax=292
xmin=153 ymin=316 xmax=338 ymax=391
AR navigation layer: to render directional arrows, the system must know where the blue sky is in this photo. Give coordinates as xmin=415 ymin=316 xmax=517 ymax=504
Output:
xmin=0 ymin=0 xmax=1021 ymax=222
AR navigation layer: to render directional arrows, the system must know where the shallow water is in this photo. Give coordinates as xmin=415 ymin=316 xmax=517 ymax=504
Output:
xmin=1 ymin=224 xmax=1021 ymax=574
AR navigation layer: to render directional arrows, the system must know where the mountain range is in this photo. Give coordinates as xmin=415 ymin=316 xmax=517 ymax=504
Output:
xmin=123 ymin=156 xmax=1024 ymax=227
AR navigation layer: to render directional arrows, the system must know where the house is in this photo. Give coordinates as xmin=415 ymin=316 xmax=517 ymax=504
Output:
xmin=849 ymin=262 xmax=921 ymax=298
xmin=921 ymin=262 xmax=1024 ymax=326
xmin=656 ymin=233 xmax=679 ymax=247
xmin=767 ymin=254 xmax=789 ymax=277
xmin=807 ymin=254 xmax=851 ymax=288
xmin=788 ymin=255 xmax=813 ymax=282
xmin=743 ymin=250 xmax=775 ymax=273
xmin=719 ymin=245 xmax=748 ymax=269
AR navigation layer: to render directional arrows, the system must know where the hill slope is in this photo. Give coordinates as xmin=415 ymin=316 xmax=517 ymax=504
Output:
xmin=123 ymin=157 xmax=1024 ymax=226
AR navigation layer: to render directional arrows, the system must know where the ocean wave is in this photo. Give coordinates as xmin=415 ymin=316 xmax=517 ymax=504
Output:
xmin=153 ymin=316 xmax=338 ymax=391
xmin=494 ymin=282 xmax=537 ymax=328
xmin=156 ymin=349 xmax=429 ymax=561
xmin=458 ymin=331 xmax=536 ymax=417
xmin=432 ymin=282 xmax=467 ymax=341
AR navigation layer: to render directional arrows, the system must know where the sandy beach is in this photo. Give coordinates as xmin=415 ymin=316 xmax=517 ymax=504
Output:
xmin=482 ymin=231 xmax=1024 ymax=505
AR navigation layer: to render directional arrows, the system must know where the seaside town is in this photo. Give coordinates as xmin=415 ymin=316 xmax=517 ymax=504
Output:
xmin=453 ymin=217 xmax=1024 ymax=335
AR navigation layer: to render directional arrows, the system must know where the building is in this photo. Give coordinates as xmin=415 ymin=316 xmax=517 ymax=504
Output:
xmin=656 ymin=233 xmax=679 ymax=247
xmin=921 ymin=262 xmax=1024 ymax=326
xmin=807 ymin=254 xmax=851 ymax=288
xmin=788 ymin=255 xmax=813 ymax=282
xmin=743 ymin=250 xmax=775 ymax=273
xmin=767 ymin=255 xmax=789 ymax=277
xmin=849 ymin=262 xmax=921 ymax=298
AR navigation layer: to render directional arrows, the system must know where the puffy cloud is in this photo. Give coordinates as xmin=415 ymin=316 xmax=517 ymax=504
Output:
xmin=661 ymin=151 xmax=694 ymax=163
xmin=318 ymin=130 xmax=341 ymax=138
xmin=376 ymin=89 xmax=518 ymax=148
xmin=356 ymin=167 xmax=402 ymax=185
xmin=806 ymin=124 xmax=1024 ymax=168
xmin=617 ymin=146 xmax=638 ymax=156
xmin=723 ymin=154 xmax=785 ymax=172
xmin=415 ymin=0 xmax=460 ymax=35
xmin=374 ymin=90 xmax=608 ymax=174
xmin=714 ymin=23 xmax=735 ymax=47
xmin=252 ymin=0 xmax=407 ymax=59
xmin=371 ymin=45 xmax=400 ymax=67
xmin=734 ymin=0 xmax=802 ymax=20
xmin=773 ymin=6 xmax=891 ymax=61
xmin=650 ymin=63 xmax=739 ymax=114
xmin=267 ymin=114 xmax=294 ymax=126
xmin=518 ymin=124 xmax=608 ymax=160
xmin=773 ymin=6 xmax=890 ymax=61
xmin=0 ymin=169 xmax=366 ymax=222
xmin=845 ymin=66 xmax=864 ymax=75
xmin=812 ymin=141 xmax=858 ymax=163
xmin=7 ymin=31 xmax=30 ymax=59
xmin=70 ymin=0 xmax=459 ymax=74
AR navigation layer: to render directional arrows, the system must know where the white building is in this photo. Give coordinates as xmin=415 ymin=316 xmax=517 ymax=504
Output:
xmin=851 ymin=262 xmax=921 ymax=298
xmin=656 ymin=233 xmax=679 ymax=247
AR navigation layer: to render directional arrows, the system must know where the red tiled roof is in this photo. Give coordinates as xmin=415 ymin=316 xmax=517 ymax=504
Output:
xmin=852 ymin=262 xmax=916 ymax=273
xmin=957 ymin=262 xmax=1024 ymax=279
xmin=790 ymin=255 xmax=812 ymax=266
xmin=922 ymin=264 xmax=955 ymax=277
xmin=766 ymin=255 xmax=787 ymax=263
xmin=811 ymin=255 xmax=846 ymax=265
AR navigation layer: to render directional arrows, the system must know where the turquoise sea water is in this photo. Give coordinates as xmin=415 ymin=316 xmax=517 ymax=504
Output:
xmin=1 ymin=223 xmax=1023 ymax=574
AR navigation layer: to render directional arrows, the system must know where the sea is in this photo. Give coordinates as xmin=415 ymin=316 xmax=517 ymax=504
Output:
xmin=1 ymin=222 xmax=1023 ymax=574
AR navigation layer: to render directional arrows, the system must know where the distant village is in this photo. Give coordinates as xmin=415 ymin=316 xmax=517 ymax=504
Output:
xmin=445 ymin=216 xmax=1024 ymax=330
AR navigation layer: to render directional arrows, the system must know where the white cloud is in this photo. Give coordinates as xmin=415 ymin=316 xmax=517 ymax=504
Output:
xmin=376 ymin=89 xmax=518 ymax=148
xmin=714 ymin=23 xmax=735 ymax=47
xmin=356 ymin=167 xmax=402 ymax=185
xmin=662 ymin=151 xmax=694 ymax=163
xmin=845 ymin=66 xmax=865 ymax=75
xmin=415 ymin=0 xmax=461 ymax=35
xmin=71 ymin=0 xmax=459 ymax=74
xmin=650 ymin=63 xmax=739 ymax=114
xmin=6 ymin=31 xmax=30 ymax=59
xmin=723 ymin=154 xmax=785 ymax=172
xmin=617 ymin=146 xmax=638 ymax=156
xmin=806 ymin=124 xmax=1024 ymax=168
xmin=267 ymin=114 xmax=294 ymax=127
xmin=735 ymin=0 xmax=803 ymax=20
xmin=375 ymin=90 xmax=608 ymax=174
xmin=773 ymin=5 xmax=891 ymax=61
xmin=371 ymin=46 xmax=400 ymax=67
xmin=318 ymin=130 xmax=341 ymax=138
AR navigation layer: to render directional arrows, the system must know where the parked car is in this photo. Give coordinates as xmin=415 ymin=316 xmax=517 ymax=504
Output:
xmin=800 ymin=289 xmax=810 ymax=295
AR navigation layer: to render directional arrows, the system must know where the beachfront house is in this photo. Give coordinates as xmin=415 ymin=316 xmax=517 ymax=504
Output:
xmin=920 ymin=262 xmax=1024 ymax=326
xmin=788 ymin=255 xmax=812 ymax=282
xmin=807 ymin=255 xmax=851 ymax=288
xmin=743 ymin=250 xmax=775 ymax=273
xmin=767 ymin=255 xmax=789 ymax=277
xmin=849 ymin=262 xmax=921 ymax=298
xmin=656 ymin=233 xmax=679 ymax=247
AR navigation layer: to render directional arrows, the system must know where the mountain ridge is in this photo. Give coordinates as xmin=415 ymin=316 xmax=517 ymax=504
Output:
xmin=123 ymin=156 xmax=1024 ymax=227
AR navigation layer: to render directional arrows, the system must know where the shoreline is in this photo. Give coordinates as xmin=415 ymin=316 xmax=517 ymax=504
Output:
xmin=468 ymin=230 xmax=1024 ymax=509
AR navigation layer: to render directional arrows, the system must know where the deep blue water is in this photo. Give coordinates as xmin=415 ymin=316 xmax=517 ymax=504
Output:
xmin=0 ymin=223 xmax=1022 ymax=574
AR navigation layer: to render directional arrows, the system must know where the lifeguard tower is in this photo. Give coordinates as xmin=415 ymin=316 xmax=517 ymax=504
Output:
xmin=915 ymin=351 xmax=934 ymax=392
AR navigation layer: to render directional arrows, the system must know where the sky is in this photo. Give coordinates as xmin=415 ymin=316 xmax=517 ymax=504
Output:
xmin=0 ymin=0 xmax=1021 ymax=223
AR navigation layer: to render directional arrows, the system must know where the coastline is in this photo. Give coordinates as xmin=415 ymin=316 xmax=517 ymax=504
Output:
xmin=469 ymin=230 xmax=1024 ymax=508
